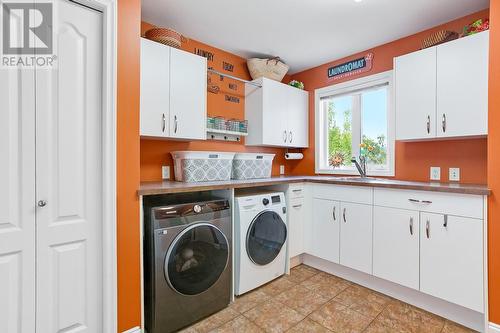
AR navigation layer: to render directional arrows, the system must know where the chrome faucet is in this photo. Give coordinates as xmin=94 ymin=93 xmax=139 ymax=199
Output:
xmin=351 ymin=156 xmax=367 ymax=178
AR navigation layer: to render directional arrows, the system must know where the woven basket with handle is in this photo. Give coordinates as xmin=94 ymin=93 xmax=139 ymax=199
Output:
xmin=247 ymin=57 xmax=290 ymax=81
xmin=145 ymin=27 xmax=187 ymax=49
xmin=422 ymin=30 xmax=459 ymax=49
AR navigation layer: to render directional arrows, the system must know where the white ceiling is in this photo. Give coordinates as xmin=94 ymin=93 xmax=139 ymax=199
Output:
xmin=142 ymin=0 xmax=489 ymax=74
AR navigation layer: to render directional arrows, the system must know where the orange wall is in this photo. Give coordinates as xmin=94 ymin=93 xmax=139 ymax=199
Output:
xmin=140 ymin=22 xmax=288 ymax=182
xmin=117 ymin=1 xmax=141 ymax=332
xmin=289 ymin=10 xmax=489 ymax=184
xmin=488 ymin=0 xmax=500 ymax=324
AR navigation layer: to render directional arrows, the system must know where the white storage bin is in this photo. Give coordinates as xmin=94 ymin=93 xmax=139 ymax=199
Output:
xmin=171 ymin=151 xmax=235 ymax=182
xmin=231 ymin=153 xmax=275 ymax=180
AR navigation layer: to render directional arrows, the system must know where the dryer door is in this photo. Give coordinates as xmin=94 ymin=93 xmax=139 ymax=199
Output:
xmin=246 ymin=211 xmax=287 ymax=265
xmin=165 ymin=222 xmax=229 ymax=295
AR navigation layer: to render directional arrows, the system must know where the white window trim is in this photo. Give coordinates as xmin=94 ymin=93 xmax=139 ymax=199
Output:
xmin=314 ymin=70 xmax=395 ymax=176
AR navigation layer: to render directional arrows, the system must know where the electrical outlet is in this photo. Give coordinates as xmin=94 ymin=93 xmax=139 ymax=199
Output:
xmin=430 ymin=167 xmax=441 ymax=181
xmin=449 ymin=167 xmax=460 ymax=182
xmin=279 ymin=165 xmax=285 ymax=175
xmin=162 ymin=166 xmax=170 ymax=180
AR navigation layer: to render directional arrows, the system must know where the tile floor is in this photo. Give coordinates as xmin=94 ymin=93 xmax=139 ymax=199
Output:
xmin=180 ymin=264 xmax=477 ymax=333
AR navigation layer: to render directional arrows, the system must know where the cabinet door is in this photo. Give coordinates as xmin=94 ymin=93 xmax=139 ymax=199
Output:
xmin=311 ymin=199 xmax=340 ymax=263
xmin=436 ymin=31 xmax=489 ymax=138
xmin=169 ymin=47 xmax=207 ymax=140
xmin=395 ymin=47 xmax=436 ymax=140
xmin=287 ymin=87 xmax=309 ymax=148
xmin=140 ymin=38 xmax=170 ymax=137
xmin=262 ymin=78 xmax=288 ymax=146
xmin=420 ymin=213 xmax=483 ymax=312
xmin=373 ymin=207 xmax=419 ymax=289
xmin=339 ymin=202 xmax=373 ymax=274
xmin=288 ymin=198 xmax=305 ymax=258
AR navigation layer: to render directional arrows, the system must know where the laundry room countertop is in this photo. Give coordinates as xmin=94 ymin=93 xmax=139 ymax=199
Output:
xmin=138 ymin=176 xmax=490 ymax=196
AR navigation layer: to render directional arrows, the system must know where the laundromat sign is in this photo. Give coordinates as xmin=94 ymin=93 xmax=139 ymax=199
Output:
xmin=327 ymin=53 xmax=374 ymax=80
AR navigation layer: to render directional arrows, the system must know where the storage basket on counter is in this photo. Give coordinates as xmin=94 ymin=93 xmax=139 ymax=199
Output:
xmin=171 ymin=151 xmax=235 ymax=182
xmin=231 ymin=153 xmax=275 ymax=180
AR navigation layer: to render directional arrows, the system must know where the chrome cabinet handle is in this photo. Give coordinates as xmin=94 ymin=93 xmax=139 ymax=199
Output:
xmin=343 ymin=208 xmax=346 ymax=223
xmin=443 ymin=214 xmax=448 ymax=228
xmin=408 ymin=198 xmax=432 ymax=204
xmin=289 ymin=131 xmax=293 ymax=143
xmin=162 ymin=113 xmax=166 ymax=132
xmin=426 ymin=219 xmax=430 ymax=239
xmin=174 ymin=115 xmax=178 ymax=133
xmin=283 ymin=131 xmax=287 ymax=143
xmin=409 ymin=217 xmax=414 ymax=235
xmin=292 ymin=204 xmax=302 ymax=209
xmin=427 ymin=115 xmax=431 ymax=134
xmin=442 ymin=114 xmax=446 ymax=133
xmin=37 ymin=200 xmax=47 ymax=207
xmin=333 ymin=206 xmax=336 ymax=221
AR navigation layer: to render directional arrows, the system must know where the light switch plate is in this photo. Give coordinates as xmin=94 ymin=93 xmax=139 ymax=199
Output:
xmin=430 ymin=167 xmax=441 ymax=181
xmin=279 ymin=165 xmax=285 ymax=175
xmin=162 ymin=166 xmax=170 ymax=180
xmin=449 ymin=167 xmax=460 ymax=182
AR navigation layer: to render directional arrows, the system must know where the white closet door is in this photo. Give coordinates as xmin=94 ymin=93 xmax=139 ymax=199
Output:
xmin=35 ymin=1 xmax=103 ymax=332
xmin=0 ymin=65 xmax=36 ymax=332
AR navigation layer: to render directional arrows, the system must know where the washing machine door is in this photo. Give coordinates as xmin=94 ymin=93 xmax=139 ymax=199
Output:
xmin=246 ymin=210 xmax=287 ymax=266
xmin=165 ymin=222 xmax=229 ymax=296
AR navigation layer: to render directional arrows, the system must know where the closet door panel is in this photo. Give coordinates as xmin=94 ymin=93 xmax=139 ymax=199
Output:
xmin=35 ymin=1 xmax=103 ymax=331
xmin=0 ymin=33 xmax=36 ymax=333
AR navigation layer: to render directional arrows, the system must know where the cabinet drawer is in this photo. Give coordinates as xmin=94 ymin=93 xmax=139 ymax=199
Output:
xmin=288 ymin=184 xmax=306 ymax=199
xmin=313 ymin=184 xmax=372 ymax=205
xmin=373 ymin=188 xmax=483 ymax=219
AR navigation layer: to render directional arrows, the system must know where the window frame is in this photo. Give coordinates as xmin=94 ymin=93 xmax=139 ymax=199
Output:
xmin=314 ymin=70 xmax=395 ymax=176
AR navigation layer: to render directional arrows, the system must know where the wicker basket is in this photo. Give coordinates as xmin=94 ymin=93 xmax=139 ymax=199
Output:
xmin=422 ymin=30 xmax=459 ymax=49
xmin=247 ymin=57 xmax=290 ymax=81
xmin=145 ymin=27 xmax=186 ymax=49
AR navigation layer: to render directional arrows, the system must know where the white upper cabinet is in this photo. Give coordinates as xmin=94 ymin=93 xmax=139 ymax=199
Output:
xmin=140 ymin=38 xmax=170 ymax=137
xmin=140 ymin=38 xmax=207 ymax=140
xmin=246 ymin=77 xmax=309 ymax=148
xmin=395 ymin=31 xmax=489 ymax=141
xmin=420 ymin=213 xmax=484 ymax=312
xmin=436 ymin=31 xmax=489 ymax=138
xmin=395 ymin=47 xmax=437 ymax=140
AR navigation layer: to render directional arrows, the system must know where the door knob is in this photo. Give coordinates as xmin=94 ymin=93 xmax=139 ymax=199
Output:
xmin=37 ymin=200 xmax=47 ymax=207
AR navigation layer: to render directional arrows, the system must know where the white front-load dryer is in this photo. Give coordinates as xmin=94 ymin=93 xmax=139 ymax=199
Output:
xmin=234 ymin=191 xmax=287 ymax=295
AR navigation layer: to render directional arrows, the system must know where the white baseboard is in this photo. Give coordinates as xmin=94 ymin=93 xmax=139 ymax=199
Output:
xmin=122 ymin=327 xmax=141 ymax=333
xmin=490 ymin=323 xmax=500 ymax=333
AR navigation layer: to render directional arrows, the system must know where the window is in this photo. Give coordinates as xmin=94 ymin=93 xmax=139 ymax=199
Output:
xmin=315 ymin=71 xmax=394 ymax=176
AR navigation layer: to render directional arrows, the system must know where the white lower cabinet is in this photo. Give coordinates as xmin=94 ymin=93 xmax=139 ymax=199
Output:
xmin=311 ymin=198 xmax=340 ymax=263
xmin=373 ymin=207 xmax=420 ymax=289
xmin=420 ymin=213 xmax=484 ymax=312
xmin=288 ymin=197 xmax=306 ymax=258
xmin=339 ymin=202 xmax=373 ymax=274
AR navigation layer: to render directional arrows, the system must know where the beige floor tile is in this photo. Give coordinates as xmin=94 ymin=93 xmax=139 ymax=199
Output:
xmin=287 ymin=265 xmax=321 ymax=283
xmin=230 ymin=289 xmax=271 ymax=313
xmin=308 ymin=299 xmax=372 ymax=333
xmin=441 ymin=320 xmax=478 ymax=333
xmin=275 ymin=284 xmax=330 ymax=316
xmin=259 ymin=276 xmax=296 ymax=297
xmin=363 ymin=320 xmax=399 ymax=333
xmin=287 ymin=318 xmax=333 ymax=333
xmin=243 ymin=299 xmax=305 ymax=333
xmin=333 ymin=284 xmax=391 ymax=319
xmin=209 ymin=316 xmax=264 ymax=333
xmin=300 ymin=272 xmax=351 ymax=298
xmin=374 ymin=300 xmax=445 ymax=333
xmin=191 ymin=307 xmax=239 ymax=333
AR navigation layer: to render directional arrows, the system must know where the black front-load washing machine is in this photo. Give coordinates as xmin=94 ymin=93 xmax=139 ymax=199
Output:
xmin=143 ymin=197 xmax=232 ymax=333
